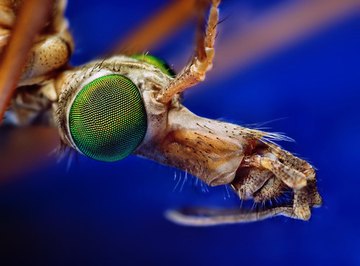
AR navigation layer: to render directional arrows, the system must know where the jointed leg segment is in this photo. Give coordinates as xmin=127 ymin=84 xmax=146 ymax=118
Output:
xmin=157 ymin=0 xmax=220 ymax=104
xmin=253 ymin=176 xmax=285 ymax=203
xmin=237 ymin=150 xmax=321 ymax=220
xmin=231 ymin=168 xmax=273 ymax=200
xmin=242 ymin=153 xmax=307 ymax=190
xmin=266 ymin=142 xmax=316 ymax=181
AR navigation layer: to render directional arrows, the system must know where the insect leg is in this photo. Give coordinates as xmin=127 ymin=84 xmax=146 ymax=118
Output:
xmin=0 ymin=0 xmax=53 ymax=123
xmin=306 ymin=179 xmax=322 ymax=207
xmin=266 ymin=142 xmax=316 ymax=181
xmin=115 ymin=0 xmax=197 ymax=55
xmin=231 ymin=168 xmax=273 ymax=200
xmin=157 ymin=0 xmax=220 ymax=104
xmin=242 ymin=153 xmax=307 ymax=190
xmin=253 ymin=176 xmax=286 ymax=203
xmin=262 ymin=143 xmax=322 ymax=218
xmin=293 ymin=178 xmax=322 ymax=220
xmin=242 ymin=152 xmax=321 ymax=220
xmin=293 ymin=187 xmax=311 ymax=220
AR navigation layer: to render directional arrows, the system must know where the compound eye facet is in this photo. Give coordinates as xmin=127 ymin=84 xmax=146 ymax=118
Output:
xmin=68 ymin=74 xmax=147 ymax=162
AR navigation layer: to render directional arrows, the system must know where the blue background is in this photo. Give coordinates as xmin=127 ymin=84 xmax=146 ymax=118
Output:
xmin=1 ymin=0 xmax=360 ymax=265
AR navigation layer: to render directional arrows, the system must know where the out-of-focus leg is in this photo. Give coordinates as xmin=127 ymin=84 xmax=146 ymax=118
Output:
xmin=0 ymin=0 xmax=57 ymax=123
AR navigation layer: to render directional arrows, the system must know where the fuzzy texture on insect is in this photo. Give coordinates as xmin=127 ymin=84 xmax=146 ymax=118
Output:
xmin=1 ymin=0 xmax=322 ymax=226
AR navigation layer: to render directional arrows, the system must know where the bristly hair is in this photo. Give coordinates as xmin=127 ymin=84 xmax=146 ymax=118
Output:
xmin=49 ymin=140 xmax=77 ymax=171
xmin=239 ymin=126 xmax=294 ymax=145
xmin=261 ymin=131 xmax=295 ymax=144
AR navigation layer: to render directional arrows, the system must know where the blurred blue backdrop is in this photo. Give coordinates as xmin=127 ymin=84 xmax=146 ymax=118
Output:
xmin=1 ymin=0 xmax=360 ymax=265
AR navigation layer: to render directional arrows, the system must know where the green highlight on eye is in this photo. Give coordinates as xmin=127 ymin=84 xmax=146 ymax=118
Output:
xmin=132 ymin=54 xmax=175 ymax=77
xmin=69 ymin=74 xmax=147 ymax=162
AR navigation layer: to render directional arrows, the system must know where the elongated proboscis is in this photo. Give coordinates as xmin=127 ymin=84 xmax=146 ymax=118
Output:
xmin=165 ymin=207 xmax=296 ymax=226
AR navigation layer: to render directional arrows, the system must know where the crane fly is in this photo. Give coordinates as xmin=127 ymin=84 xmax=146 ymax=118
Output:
xmin=0 ymin=0 xmax=322 ymax=226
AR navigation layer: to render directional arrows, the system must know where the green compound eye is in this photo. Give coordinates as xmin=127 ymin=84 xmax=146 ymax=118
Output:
xmin=68 ymin=74 xmax=147 ymax=162
xmin=132 ymin=54 xmax=175 ymax=77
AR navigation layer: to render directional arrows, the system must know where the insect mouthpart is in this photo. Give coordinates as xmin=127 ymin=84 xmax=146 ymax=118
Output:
xmin=66 ymin=74 xmax=147 ymax=162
